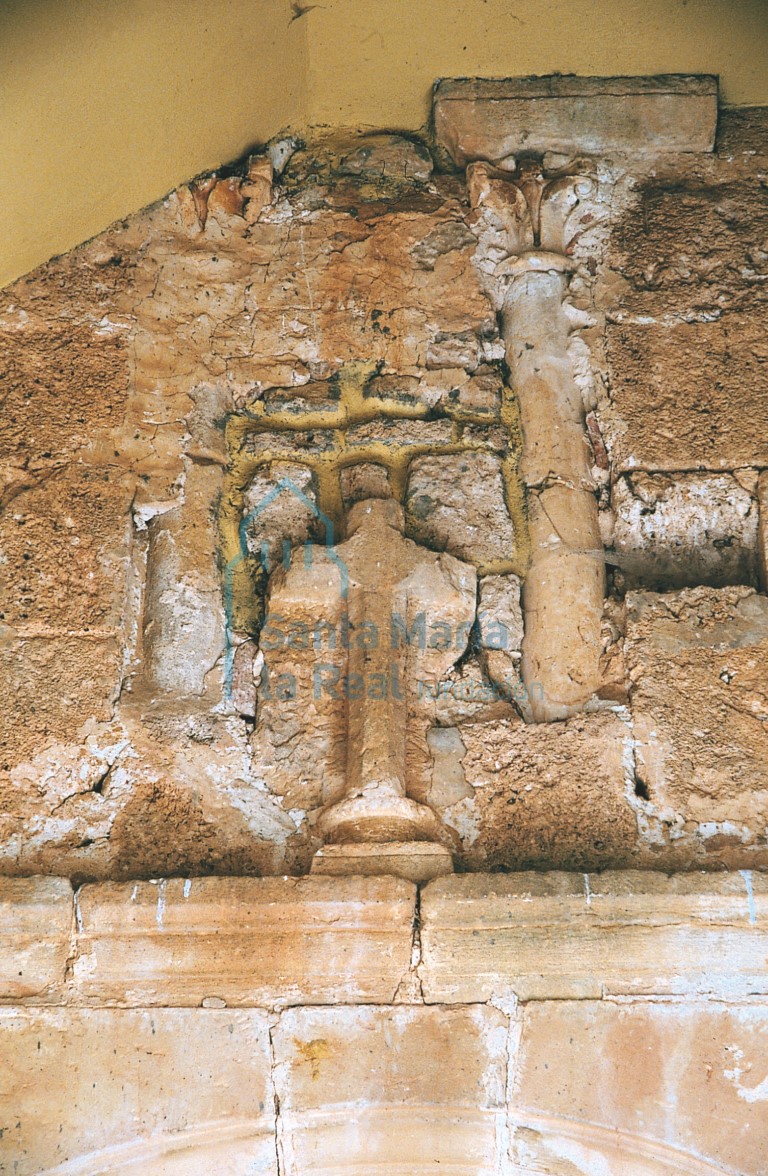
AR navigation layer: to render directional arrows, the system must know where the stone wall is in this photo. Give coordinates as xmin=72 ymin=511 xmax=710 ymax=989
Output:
xmin=2 ymin=871 xmax=767 ymax=1173
xmin=3 ymin=77 xmax=768 ymax=1176
xmin=1 ymin=107 xmax=768 ymax=879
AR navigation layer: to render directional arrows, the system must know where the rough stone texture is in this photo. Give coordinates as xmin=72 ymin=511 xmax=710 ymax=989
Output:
xmin=0 ymin=876 xmax=73 ymax=1001
xmin=1 ymin=114 xmax=767 ymax=876
xmin=420 ymin=870 xmax=768 ymax=1003
xmin=759 ymin=470 xmax=768 ymax=591
xmin=612 ymin=471 xmax=759 ymax=589
xmin=599 ymin=136 xmax=768 ymax=473
xmin=339 ymin=460 xmax=391 ymax=505
xmin=603 ymin=318 xmax=768 ymax=472
xmin=434 ymin=75 xmax=718 ymax=163
xmin=73 ymin=875 xmax=415 ymax=1006
xmin=453 ymin=710 xmax=637 ymax=870
xmin=625 ymin=586 xmax=768 ymax=867
xmin=513 ymin=1000 xmax=768 ymax=1176
xmin=0 ymin=1007 xmax=275 ymax=1175
xmin=272 ymin=1004 xmax=508 ymax=1175
xmin=338 ymin=134 xmax=433 ymax=182
xmin=243 ymin=462 xmax=322 ymax=571
xmin=405 ymin=451 xmax=517 ymax=567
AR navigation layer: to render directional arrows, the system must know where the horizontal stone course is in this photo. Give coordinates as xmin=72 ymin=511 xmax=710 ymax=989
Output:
xmin=419 ymin=869 xmax=768 ymax=1002
xmin=72 ymin=875 xmax=416 ymax=1007
xmin=3 ymin=872 xmax=768 ymax=1008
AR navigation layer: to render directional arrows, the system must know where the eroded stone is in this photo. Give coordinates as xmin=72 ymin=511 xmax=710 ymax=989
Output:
xmin=405 ymin=452 xmax=517 ymax=567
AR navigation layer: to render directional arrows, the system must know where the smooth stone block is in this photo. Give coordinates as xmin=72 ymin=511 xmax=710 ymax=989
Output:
xmin=512 ymin=999 xmax=768 ymax=1175
xmin=0 ymin=876 xmax=73 ymax=1001
xmin=72 ymin=875 xmax=415 ymax=1007
xmin=0 ymin=1007 xmax=275 ymax=1175
xmin=434 ymin=75 xmax=718 ymax=163
xmin=272 ymin=1004 xmax=508 ymax=1175
xmin=311 ymin=841 xmax=454 ymax=882
xmin=419 ymin=870 xmax=768 ymax=1002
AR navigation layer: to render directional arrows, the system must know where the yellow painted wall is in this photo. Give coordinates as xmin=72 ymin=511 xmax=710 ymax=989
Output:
xmin=0 ymin=0 xmax=308 ymax=287
xmin=307 ymin=0 xmax=768 ymax=127
xmin=1 ymin=0 xmax=766 ymax=287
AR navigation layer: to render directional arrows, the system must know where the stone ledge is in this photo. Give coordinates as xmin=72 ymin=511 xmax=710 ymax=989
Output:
xmin=0 ymin=876 xmax=74 ymax=1002
xmin=433 ymin=74 xmax=718 ymax=162
xmin=2 ymin=871 xmax=766 ymax=1008
xmin=72 ymin=875 xmax=416 ymax=1007
xmin=419 ymin=870 xmax=768 ymax=1002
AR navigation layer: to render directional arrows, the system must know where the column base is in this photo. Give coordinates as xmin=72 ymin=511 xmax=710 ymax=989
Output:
xmin=311 ymin=842 xmax=454 ymax=883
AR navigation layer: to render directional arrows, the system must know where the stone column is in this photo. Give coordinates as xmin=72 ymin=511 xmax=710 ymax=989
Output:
xmin=501 ymin=257 xmax=604 ymax=721
xmin=470 ymin=163 xmax=604 ymax=721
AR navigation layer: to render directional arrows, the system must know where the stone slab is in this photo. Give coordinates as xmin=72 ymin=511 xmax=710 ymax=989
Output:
xmin=72 ymin=875 xmax=415 ymax=1006
xmin=512 ymin=1000 xmax=768 ymax=1175
xmin=311 ymin=841 xmax=454 ymax=882
xmin=625 ymin=586 xmax=768 ymax=865
xmin=0 ymin=1007 xmax=275 ymax=1175
xmin=420 ymin=870 xmax=768 ymax=1002
xmin=434 ymin=75 xmax=718 ymax=163
xmin=272 ymin=1004 xmax=507 ymax=1175
xmin=0 ymin=876 xmax=73 ymax=1001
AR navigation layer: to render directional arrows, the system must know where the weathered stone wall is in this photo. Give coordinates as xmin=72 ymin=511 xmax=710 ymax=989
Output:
xmin=2 ymin=871 xmax=767 ymax=1173
xmin=1 ymin=111 xmax=768 ymax=879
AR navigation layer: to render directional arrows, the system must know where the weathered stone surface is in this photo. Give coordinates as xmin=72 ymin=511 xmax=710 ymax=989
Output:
xmin=272 ymin=1005 xmax=507 ymax=1175
xmin=243 ymin=462 xmax=322 ymax=572
xmin=339 ymin=460 xmax=391 ymax=505
xmin=72 ymin=876 xmax=415 ymax=1006
xmin=759 ymin=470 xmax=768 ymax=590
xmin=245 ymin=428 xmax=336 ymax=457
xmin=513 ymin=1000 xmax=768 ymax=1175
xmin=0 ymin=466 xmax=134 ymax=631
xmin=453 ymin=710 xmax=636 ymax=870
xmin=608 ymin=171 xmax=768 ymax=321
xmin=602 ymin=317 xmax=768 ymax=471
xmin=0 ymin=315 xmax=130 ymax=467
xmin=612 ymin=471 xmax=759 ymax=589
xmin=263 ymin=380 xmax=340 ymax=414
xmin=477 ymin=573 xmax=523 ymax=691
xmin=339 ymin=133 xmax=433 ymax=182
xmin=434 ymin=75 xmax=718 ymax=164
xmin=625 ymin=587 xmax=768 ymax=866
xmin=420 ymin=870 xmax=768 ymax=1003
xmin=346 ymin=416 xmax=452 ymax=448
xmin=0 ymin=634 xmax=122 ymax=770
xmin=0 ymin=876 xmax=73 ymax=1001
xmin=406 ymin=451 xmax=517 ymax=567
xmin=0 ymin=1007 xmax=275 ymax=1174
xmin=311 ymin=840 xmax=453 ymax=882
xmin=365 ymin=368 xmax=504 ymax=418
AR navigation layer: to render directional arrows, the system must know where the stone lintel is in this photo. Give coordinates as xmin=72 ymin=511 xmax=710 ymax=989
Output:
xmin=419 ymin=870 xmax=768 ymax=1002
xmin=0 ymin=877 xmax=74 ymax=1002
xmin=433 ymin=74 xmax=718 ymax=163
xmin=72 ymin=875 xmax=416 ymax=1007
